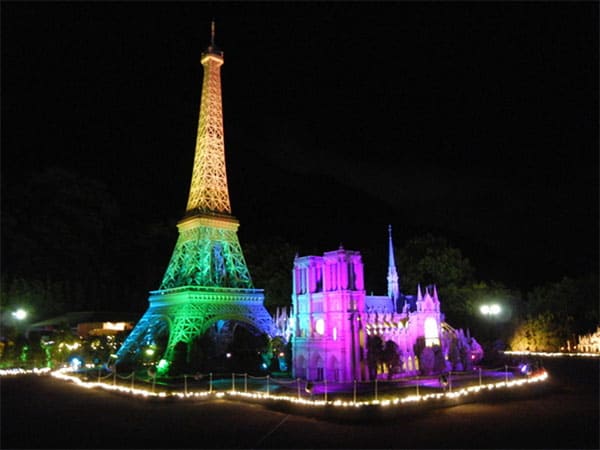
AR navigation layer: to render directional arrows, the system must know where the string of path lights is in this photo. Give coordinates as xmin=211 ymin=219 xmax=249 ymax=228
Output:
xmin=42 ymin=367 xmax=549 ymax=410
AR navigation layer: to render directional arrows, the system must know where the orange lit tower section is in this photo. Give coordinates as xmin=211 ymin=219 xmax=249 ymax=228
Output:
xmin=186 ymin=22 xmax=230 ymax=215
xmin=116 ymin=23 xmax=276 ymax=373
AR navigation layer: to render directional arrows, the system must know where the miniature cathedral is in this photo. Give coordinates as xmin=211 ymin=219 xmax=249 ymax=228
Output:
xmin=291 ymin=225 xmax=483 ymax=382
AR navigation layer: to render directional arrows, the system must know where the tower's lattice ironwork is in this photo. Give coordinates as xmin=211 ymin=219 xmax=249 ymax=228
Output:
xmin=186 ymin=33 xmax=231 ymax=215
xmin=117 ymin=23 xmax=275 ymax=371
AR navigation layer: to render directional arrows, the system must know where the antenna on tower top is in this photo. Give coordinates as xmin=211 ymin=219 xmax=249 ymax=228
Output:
xmin=203 ymin=18 xmax=223 ymax=58
xmin=211 ymin=19 xmax=216 ymax=47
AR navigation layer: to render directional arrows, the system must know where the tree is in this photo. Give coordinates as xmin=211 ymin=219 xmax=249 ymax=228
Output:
xmin=506 ymin=274 xmax=599 ymax=352
xmin=382 ymin=340 xmax=401 ymax=379
xmin=227 ymin=327 xmax=270 ymax=375
xmin=43 ymin=323 xmax=81 ymax=368
xmin=419 ymin=347 xmax=435 ymax=375
xmin=526 ymin=274 xmax=599 ymax=336
xmin=397 ymin=234 xmax=475 ymax=293
xmin=509 ymin=312 xmax=572 ymax=352
xmin=1 ymin=167 xmax=121 ymax=315
xmin=396 ymin=234 xmax=481 ymax=327
xmin=448 ymin=280 xmax=523 ymax=343
xmin=243 ymin=237 xmax=300 ymax=310
xmin=448 ymin=337 xmax=462 ymax=370
xmin=432 ymin=345 xmax=446 ymax=373
xmin=366 ymin=335 xmax=383 ymax=380
xmin=414 ymin=337 xmax=445 ymax=375
xmin=268 ymin=336 xmax=290 ymax=372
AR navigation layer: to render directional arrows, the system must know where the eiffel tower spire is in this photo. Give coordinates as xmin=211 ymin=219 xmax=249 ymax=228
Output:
xmin=186 ymin=20 xmax=229 ymax=215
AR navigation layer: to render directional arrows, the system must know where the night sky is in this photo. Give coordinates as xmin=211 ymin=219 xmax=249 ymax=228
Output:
xmin=2 ymin=2 xmax=598 ymax=301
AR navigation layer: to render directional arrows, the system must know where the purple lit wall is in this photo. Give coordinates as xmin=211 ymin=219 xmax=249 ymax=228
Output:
xmin=291 ymin=247 xmax=366 ymax=382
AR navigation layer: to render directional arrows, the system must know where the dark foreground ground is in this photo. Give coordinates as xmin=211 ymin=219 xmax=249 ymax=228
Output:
xmin=1 ymin=358 xmax=598 ymax=449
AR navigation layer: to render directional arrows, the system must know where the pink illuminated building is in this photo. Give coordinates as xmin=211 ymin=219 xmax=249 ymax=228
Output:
xmin=291 ymin=226 xmax=483 ymax=382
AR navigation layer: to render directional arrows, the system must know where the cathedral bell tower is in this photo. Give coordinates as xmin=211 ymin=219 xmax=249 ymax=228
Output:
xmin=291 ymin=247 xmax=367 ymax=382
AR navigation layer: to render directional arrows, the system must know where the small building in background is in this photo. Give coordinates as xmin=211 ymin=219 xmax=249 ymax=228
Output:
xmin=77 ymin=321 xmax=134 ymax=338
xmin=578 ymin=326 xmax=600 ymax=353
xmin=27 ymin=312 xmax=138 ymax=339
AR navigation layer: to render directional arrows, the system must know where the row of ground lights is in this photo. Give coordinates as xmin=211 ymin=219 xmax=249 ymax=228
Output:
xmin=0 ymin=367 xmax=52 ymax=376
xmin=503 ymin=350 xmax=600 ymax=358
xmin=46 ymin=367 xmax=549 ymax=409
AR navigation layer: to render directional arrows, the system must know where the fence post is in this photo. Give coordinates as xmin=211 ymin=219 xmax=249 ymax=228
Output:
xmin=209 ymin=372 xmax=213 ymax=393
xmin=324 ymin=378 xmax=328 ymax=403
xmin=374 ymin=378 xmax=378 ymax=401
xmin=266 ymin=375 xmax=270 ymax=396
xmin=98 ymin=367 xmax=101 ymax=383
xmin=244 ymin=373 xmax=248 ymax=393
xmin=232 ymin=373 xmax=235 ymax=392
xmin=184 ymin=374 xmax=188 ymax=396
xmin=416 ymin=375 xmax=419 ymax=397
xmin=353 ymin=379 xmax=357 ymax=404
xmin=505 ymin=365 xmax=508 ymax=384
xmin=297 ymin=378 xmax=301 ymax=399
xmin=449 ymin=372 xmax=452 ymax=393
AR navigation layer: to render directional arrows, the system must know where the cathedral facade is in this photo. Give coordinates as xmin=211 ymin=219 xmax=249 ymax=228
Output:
xmin=291 ymin=226 xmax=483 ymax=382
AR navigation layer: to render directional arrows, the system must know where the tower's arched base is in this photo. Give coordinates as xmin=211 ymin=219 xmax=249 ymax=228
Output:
xmin=116 ymin=286 xmax=277 ymax=374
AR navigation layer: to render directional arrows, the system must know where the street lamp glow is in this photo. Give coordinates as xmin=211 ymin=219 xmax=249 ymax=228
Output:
xmin=12 ymin=309 xmax=27 ymax=321
xmin=480 ymin=304 xmax=501 ymax=316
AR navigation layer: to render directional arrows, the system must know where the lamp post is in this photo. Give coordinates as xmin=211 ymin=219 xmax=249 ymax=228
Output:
xmin=480 ymin=304 xmax=501 ymax=316
xmin=9 ymin=308 xmax=29 ymax=366
xmin=10 ymin=308 xmax=28 ymax=337
xmin=479 ymin=303 xmax=503 ymax=349
xmin=12 ymin=309 xmax=28 ymax=321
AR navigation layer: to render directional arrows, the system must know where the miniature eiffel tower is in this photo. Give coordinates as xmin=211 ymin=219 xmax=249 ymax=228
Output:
xmin=116 ymin=22 xmax=275 ymax=371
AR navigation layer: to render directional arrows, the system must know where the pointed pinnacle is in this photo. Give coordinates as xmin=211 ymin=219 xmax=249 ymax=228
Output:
xmin=388 ymin=224 xmax=397 ymax=269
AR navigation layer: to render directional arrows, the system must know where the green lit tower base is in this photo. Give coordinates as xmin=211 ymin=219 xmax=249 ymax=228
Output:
xmin=116 ymin=23 xmax=276 ymax=372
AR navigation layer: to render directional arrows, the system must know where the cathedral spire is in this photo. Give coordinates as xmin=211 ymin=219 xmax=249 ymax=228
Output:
xmin=388 ymin=224 xmax=396 ymax=269
xmin=387 ymin=225 xmax=400 ymax=302
xmin=186 ymin=20 xmax=229 ymax=214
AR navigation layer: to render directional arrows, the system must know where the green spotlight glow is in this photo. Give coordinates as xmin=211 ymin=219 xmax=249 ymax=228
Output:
xmin=157 ymin=359 xmax=170 ymax=375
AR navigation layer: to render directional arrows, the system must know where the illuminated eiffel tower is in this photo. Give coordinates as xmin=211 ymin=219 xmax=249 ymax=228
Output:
xmin=117 ymin=23 xmax=276 ymax=372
